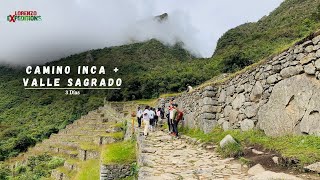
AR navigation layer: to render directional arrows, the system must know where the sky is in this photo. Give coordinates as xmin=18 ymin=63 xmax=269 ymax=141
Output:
xmin=0 ymin=0 xmax=283 ymax=65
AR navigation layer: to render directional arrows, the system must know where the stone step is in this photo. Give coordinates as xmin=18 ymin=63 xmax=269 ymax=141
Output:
xmin=63 ymin=159 xmax=80 ymax=171
xmin=50 ymin=134 xmax=97 ymax=142
xmin=64 ymin=123 xmax=111 ymax=131
xmin=51 ymin=167 xmax=73 ymax=180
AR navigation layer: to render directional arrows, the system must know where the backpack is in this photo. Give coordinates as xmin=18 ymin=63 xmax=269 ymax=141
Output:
xmin=176 ymin=110 xmax=184 ymax=122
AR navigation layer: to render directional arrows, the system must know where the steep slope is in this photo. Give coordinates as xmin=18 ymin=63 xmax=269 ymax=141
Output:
xmin=0 ymin=39 xmax=212 ymax=162
xmin=211 ymin=0 xmax=320 ymax=72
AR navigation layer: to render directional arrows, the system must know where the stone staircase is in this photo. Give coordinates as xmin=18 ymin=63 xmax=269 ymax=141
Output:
xmin=8 ymin=103 xmax=127 ymax=180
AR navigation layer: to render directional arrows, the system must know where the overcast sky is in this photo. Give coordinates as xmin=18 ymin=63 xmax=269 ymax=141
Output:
xmin=0 ymin=0 xmax=283 ymax=65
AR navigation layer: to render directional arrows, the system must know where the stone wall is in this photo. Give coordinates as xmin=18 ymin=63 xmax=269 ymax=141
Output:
xmin=100 ymin=164 xmax=132 ymax=180
xmin=162 ymin=33 xmax=320 ymax=137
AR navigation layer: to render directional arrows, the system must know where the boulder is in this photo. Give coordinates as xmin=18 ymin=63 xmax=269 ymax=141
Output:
xmin=304 ymin=162 xmax=320 ymax=173
xmin=315 ymin=59 xmax=320 ymax=70
xmin=316 ymin=49 xmax=320 ymax=58
xmin=299 ymin=86 xmax=320 ymax=135
xmin=229 ymin=110 xmax=240 ymax=124
xmin=232 ymin=93 xmax=245 ymax=110
xmin=222 ymin=121 xmax=230 ymax=131
xmin=300 ymin=53 xmax=316 ymax=65
xmin=250 ymin=81 xmax=263 ymax=102
xmin=201 ymin=119 xmax=218 ymax=134
xmin=240 ymin=119 xmax=255 ymax=131
xmin=226 ymin=85 xmax=235 ymax=96
xmin=280 ymin=65 xmax=303 ymax=78
xmin=304 ymin=63 xmax=316 ymax=75
xmin=204 ymin=86 xmax=214 ymax=91
xmin=247 ymin=164 xmax=265 ymax=176
xmin=252 ymin=149 xmax=264 ymax=155
xmin=244 ymin=104 xmax=258 ymax=118
xmin=312 ymin=35 xmax=320 ymax=45
xmin=258 ymin=74 xmax=319 ymax=136
xmin=218 ymin=89 xmax=226 ymax=103
xmin=301 ymin=40 xmax=313 ymax=47
xmin=201 ymin=113 xmax=216 ymax=120
xmin=236 ymin=85 xmax=245 ymax=93
xmin=202 ymin=105 xmax=221 ymax=113
xmin=223 ymin=105 xmax=232 ymax=117
xmin=272 ymin=156 xmax=279 ymax=164
xmin=203 ymin=97 xmax=217 ymax=105
xmin=249 ymin=171 xmax=302 ymax=180
xmin=219 ymin=135 xmax=237 ymax=149
xmin=266 ymin=74 xmax=279 ymax=84
xmin=203 ymin=91 xmax=215 ymax=97
xmin=305 ymin=45 xmax=314 ymax=53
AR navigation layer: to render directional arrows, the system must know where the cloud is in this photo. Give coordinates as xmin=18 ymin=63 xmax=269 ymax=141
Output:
xmin=0 ymin=0 xmax=283 ymax=65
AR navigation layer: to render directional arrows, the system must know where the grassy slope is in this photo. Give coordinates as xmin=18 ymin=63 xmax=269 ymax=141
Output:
xmin=210 ymin=0 xmax=320 ymax=73
xmin=0 ymin=40 xmax=209 ymax=161
xmin=2 ymin=0 xmax=320 ymax=162
xmin=181 ymin=128 xmax=320 ymax=167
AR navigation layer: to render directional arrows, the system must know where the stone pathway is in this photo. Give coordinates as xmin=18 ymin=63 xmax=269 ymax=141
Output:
xmin=137 ymin=130 xmax=250 ymax=180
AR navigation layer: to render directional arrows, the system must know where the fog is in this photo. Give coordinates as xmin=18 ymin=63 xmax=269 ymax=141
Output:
xmin=0 ymin=0 xmax=283 ymax=65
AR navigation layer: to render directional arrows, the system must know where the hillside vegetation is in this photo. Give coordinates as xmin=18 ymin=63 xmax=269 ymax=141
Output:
xmin=211 ymin=0 xmax=320 ymax=73
xmin=2 ymin=0 xmax=320 ymax=162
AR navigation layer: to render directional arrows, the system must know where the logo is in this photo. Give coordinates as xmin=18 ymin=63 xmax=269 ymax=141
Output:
xmin=7 ymin=11 xmax=42 ymax=23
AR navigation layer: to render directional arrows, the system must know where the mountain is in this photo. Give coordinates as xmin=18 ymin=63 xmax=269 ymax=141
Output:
xmin=2 ymin=0 xmax=320 ymax=162
xmin=0 ymin=39 xmax=212 ymax=161
xmin=210 ymin=0 xmax=320 ymax=73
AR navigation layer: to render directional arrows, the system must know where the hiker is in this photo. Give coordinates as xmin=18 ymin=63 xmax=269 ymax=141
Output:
xmin=142 ymin=106 xmax=150 ymax=136
xmin=149 ymin=107 xmax=155 ymax=132
xmin=136 ymin=107 xmax=143 ymax=128
xmin=186 ymin=84 xmax=193 ymax=92
xmin=160 ymin=106 xmax=165 ymax=119
xmin=171 ymin=104 xmax=183 ymax=137
xmin=156 ymin=108 xmax=161 ymax=126
xmin=166 ymin=97 xmax=175 ymax=133
xmin=166 ymin=104 xmax=173 ymax=133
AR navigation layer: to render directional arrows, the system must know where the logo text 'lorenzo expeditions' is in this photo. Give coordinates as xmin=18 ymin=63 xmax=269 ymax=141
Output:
xmin=7 ymin=11 xmax=42 ymax=23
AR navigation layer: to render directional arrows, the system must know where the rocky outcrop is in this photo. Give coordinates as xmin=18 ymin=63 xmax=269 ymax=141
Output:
xmin=258 ymin=74 xmax=320 ymax=136
xmin=160 ymin=32 xmax=320 ymax=137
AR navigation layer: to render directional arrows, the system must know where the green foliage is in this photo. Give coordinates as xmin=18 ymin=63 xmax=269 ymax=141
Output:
xmin=217 ymin=142 xmax=243 ymax=158
xmin=181 ymin=127 xmax=320 ymax=166
xmin=3 ymin=154 xmax=65 ymax=180
xmin=102 ymin=140 xmax=136 ymax=165
xmin=0 ymin=163 xmax=10 ymax=180
xmin=211 ymin=0 xmax=320 ymax=72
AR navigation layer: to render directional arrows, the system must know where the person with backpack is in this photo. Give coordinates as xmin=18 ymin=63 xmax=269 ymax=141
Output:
xmin=142 ymin=106 xmax=150 ymax=136
xmin=136 ymin=107 xmax=143 ymax=128
xmin=171 ymin=104 xmax=183 ymax=137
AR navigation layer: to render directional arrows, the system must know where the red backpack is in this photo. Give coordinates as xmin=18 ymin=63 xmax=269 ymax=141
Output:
xmin=176 ymin=110 xmax=184 ymax=122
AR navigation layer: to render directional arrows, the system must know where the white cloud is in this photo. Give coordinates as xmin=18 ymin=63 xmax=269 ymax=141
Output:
xmin=0 ymin=0 xmax=283 ymax=65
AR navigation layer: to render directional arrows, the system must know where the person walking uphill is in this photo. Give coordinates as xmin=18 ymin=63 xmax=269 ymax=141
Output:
xmin=142 ymin=106 xmax=151 ymax=136
xmin=171 ymin=104 xmax=183 ymax=137
xmin=137 ymin=107 xmax=143 ymax=128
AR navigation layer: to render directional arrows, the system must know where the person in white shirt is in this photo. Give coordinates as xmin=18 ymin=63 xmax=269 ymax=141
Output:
xmin=149 ymin=108 xmax=155 ymax=131
xmin=136 ymin=107 xmax=143 ymax=127
xmin=142 ymin=106 xmax=150 ymax=136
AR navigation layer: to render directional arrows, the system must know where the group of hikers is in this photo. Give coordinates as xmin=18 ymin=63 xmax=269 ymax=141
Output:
xmin=136 ymin=97 xmax=184 ymax=138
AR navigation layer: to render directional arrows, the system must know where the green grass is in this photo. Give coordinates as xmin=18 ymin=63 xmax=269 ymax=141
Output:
xmin=133 ymin=98 xmax=158 ymax=107
xmin=180 ymin=127 xmax=320 ymax=166
xmin=79 ymin=142 xmax=100 ymax=151
xmin=101 ymin=140 xmax=136 ymax=165
xmin=100 ymin=132 xmax=124 ymax=140
xmin=73 ymin=159 xmax=100 ymax=180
